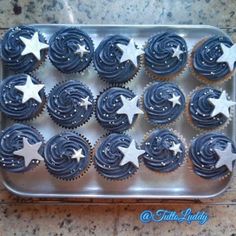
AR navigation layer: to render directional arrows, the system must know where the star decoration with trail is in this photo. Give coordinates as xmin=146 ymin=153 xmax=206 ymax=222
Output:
xmin=215 ymin=142 xmax=236 ymax=172
xmin=217 ymin=43 xmax=236 ymax=71
xmin=118 ymin=140 xmax=145 ymax=168
xmin=13 ymin=137 xmax=44 ymax=167
xmin=75 ymin=44 xmax=90 ymax=57
xmin=116 ymin=95 xmax=144 ymax=124
xmin=117 ymin=39 xmax=143 ymax=67
xmin=171 ymin=45 xmax=184 ymax=60
xmin=71 ymin=149 xmax=85 ymax=163
xmin=80 ymin=96 xmax=92 ymax=110
xmin=15 ymin=75 xmax=45 ymax=103
xmin=208 ymin=90 xmax=236 ymax=118
xmin=19 ymin=32 xmax=48 ymax=60
xmin=168 ymin=94 xmax=181 ymax=107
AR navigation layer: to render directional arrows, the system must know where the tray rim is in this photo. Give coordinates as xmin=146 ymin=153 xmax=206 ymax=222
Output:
xmin=0 ymin=24 xmax=234 ymax=200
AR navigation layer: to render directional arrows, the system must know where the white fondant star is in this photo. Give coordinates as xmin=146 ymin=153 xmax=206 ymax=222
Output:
xmin=168 ymin=94 xmax=181 ymax=107
xmin=117 ymin=38 xmax=143 ymax=67
xmin=13 ymin=137 xmax=43 ymax=167
xmin=116 ymin=95 xmax=144 ymax=124
xmin=215 ymin=142 xmax=236 ymax=172
xmin=171 ymin=45 xmax=184 ymax=60
xmin=71 ymin=149 xmax=85 ymax=162
xmin=19 ymin=32 xmax=48 ymax=60
xmin=75 ymin=44 xmax=89 ymax=57
xmin=169 ymin=142 xmax=182 ymax=156
xmin=208 ymin=90 xmax=236 ymax=118
xmin=15 ymin=75 xmax=45 ymax=103
xmin=217 ymin=43 xmax=236 ymax=71
xmin=80 ymin=96 xmax=92 ymax=110
xmin=118 ymin=140 xmax=145 ymax=168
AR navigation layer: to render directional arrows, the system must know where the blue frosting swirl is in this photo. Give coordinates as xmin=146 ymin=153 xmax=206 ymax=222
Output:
xmin=48 ymin=27 xmax=94 ymax=73
xmin=96 ymin=87 xmax=139 ymax=132
xmin=143 ymin=82 xmax=185 ymax=125
xmin=44 ymin=132 xmax=91 ymax=180
xmin=193 ymin=36 xmax=233 ymax=81
xmin=189 ymin=132 xmax=236 ymax=179
xmin=1 ymin=25 xmax=47 ymax=73
xmin=47 ymin=80 xmax=94 ymax=128
xmin=0 ymin=74 xmax=46 ymax=121
xmin=93 ymin=35 xmax=140 ymax=83
xmin=142 ymin=129 xmax=185 ymax=172
xmin=189 ymin=87 xmax=227 ymax=129
xmin=0 ymin=124 xmax=44 ymax=173
xmin=144 ymin=32 xmax=188 ymax=77
xmin=94 ymin=133 xmax=138 ymax=180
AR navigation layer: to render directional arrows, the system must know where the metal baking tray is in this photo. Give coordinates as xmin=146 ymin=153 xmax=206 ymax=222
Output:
xmin=0 ymin=24 xmax=235 ymax=199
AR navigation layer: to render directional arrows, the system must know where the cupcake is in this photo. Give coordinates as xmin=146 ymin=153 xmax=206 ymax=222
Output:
xmin=142 ymin=82 xmax=185 ymax=126
xmin=186 ymin=87 xmax=236 ymax=130
xmin=0 ymin=74 xmax=46 ymax=121
xmin=191 ymin=36 xmax=236 ymax=84
xmin=47 ymin=80 xmax=94 ymax=129
xmin=0 ymin=123 xmax=45 ymax=173
xmin=93 ymin=35 xmax=143 ymax=84
xmin=48 ymin=27 xmax=94 ymax=74
xmin=94 ymin=133 xmax=144 ymax=180
xmin=144 ymin=32 xmax=188 ymax=80
xmin=189 ymin=132 xmax=236 ymax=180
xmin=1 ymin=25 xmax=48 ymax=73
xmin=96 ymin=87 xmax=143 ymax=132
xmin=142 ymin=129 xmax=186 ymax=172
xmin=44 ymin=132 xmax=92 ymax=180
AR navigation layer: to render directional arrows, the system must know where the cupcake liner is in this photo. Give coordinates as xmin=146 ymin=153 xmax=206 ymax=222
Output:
xmin=46 ymin=80 xmax=94 ymax=129
xmin=44 ymin=132 xmax=93 ymax=181
xmin=185 ymin=86 xmax=234 ymax=132
xmin=142 ymin=34 xmax=189 ymax=81
xmin=140 ymin=81 xmax=186 ymax=128
xmin=94 ymin=86 xmax=143 ymax=133
xmin=92 ymin=133 xmax=142 ymax=181
xmin=0 ymin=124 xmax=45 ymax=173
xmin=189 ymin=37 xmax=233 ymax=85
xmin=187 ymin=132 xmax=233 ymax=181
xmin=141 ymin=128 xmax=187 ymax=175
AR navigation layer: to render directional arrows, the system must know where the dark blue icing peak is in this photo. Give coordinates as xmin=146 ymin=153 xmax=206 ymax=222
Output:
xmin=189 ymin=87 xmax=228 ymax=129
xmin=94 ymin=133 xmax=138 ymax=180
xmin=193 ymin=36 xmax=233 ymax=81
xmin=44 ymin=132 xmax=91 ymax=180
xmin=49 ymin=27 xmax=94 ymax=73
xmin=96 ymin=87 xmax=139 ymax=132
xmin=144 ymin=32 xmax=188 ymax=77
xmin=189 ymin=132 xmax=236 ymax=179
xmin=142 ymin=129 xmax=185 ymax=172
xmin=93 ymin=35 xmax=140 ymax=83
xmin=0 ymin=74 xmax=46 ymax=121
xmin=143 ymin=82 xmax=185 ymax=125
xmin=47 ymin=80 xmax=94 ymax=128
xmin=0 ymin=124 xmax=44 ymax=173
xmin=1 ymin=25 xmax=47 ymax=73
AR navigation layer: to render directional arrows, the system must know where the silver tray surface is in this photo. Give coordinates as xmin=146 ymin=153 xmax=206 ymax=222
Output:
xmin=0 ymin=24 xmax=235 ymax=199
